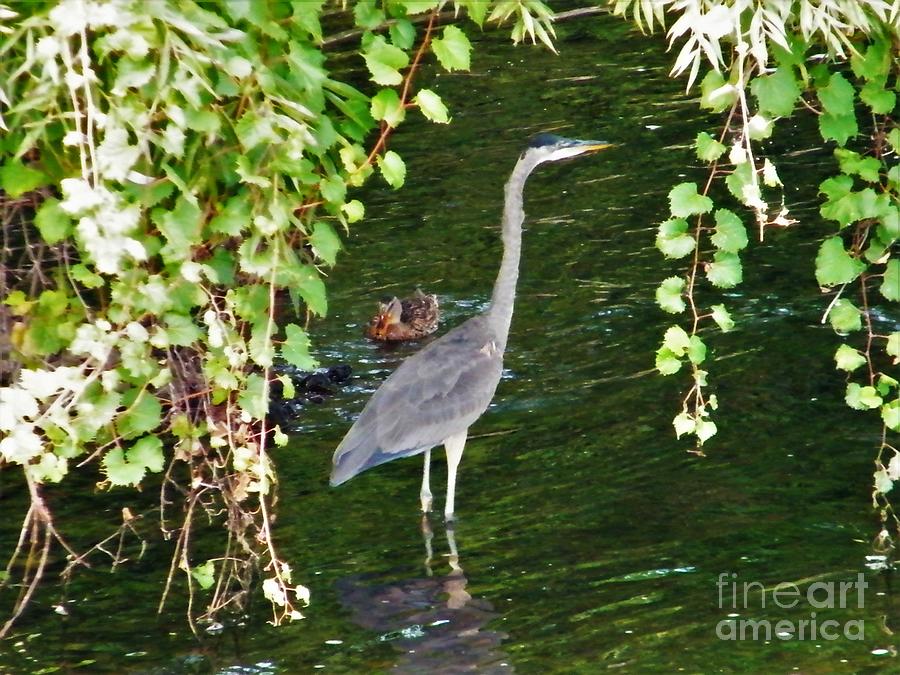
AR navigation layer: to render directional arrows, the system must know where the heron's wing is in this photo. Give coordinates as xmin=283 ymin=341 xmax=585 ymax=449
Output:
xmin=331 ymin=317 xmax=502 ymax=485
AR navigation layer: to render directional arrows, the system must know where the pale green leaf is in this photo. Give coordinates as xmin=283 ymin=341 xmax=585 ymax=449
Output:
xmin=655 ymin=276 xmax=685 ymax=314
xmin=129 ymin=435 xmax=164 ymax=473
xmin=238 ymin=373 xmax=268 ymax=420
xmin=663 ymin=325 xmax=691 ymax=355
xmin=834 ymin=344 xmax=866 ymax=371
xmin=35 ymin=198 xmax=72 ymax=244
xmin=687 ymin=335 xmax=706 ymax=365
xmin=881 ymin=260 xmax=899 ymax=301
xmin=378 ymin=150 xmax=406 ymax=189
xmin=815 ymin=237 xmax=865 ymax=286
xmin=706 ymin=251 xmax=742 ymax=288
xmin=656 ymin=218 xmax=695 ymax=259
xmin=695 ymin=131 xmax=726 ymax=163
xmin=310 ymin=221 xmax=341 ymax=266
xmin=710 ymin=208 xmax=748 ymax=253
xmin=673 ymin=412 xmax=695 ymax=438
xmin=415 ymin=88 xmax=450 ymax=124
xmin=884 ymin=400 xmax=900 ymax=432
xmin=829 ymin=299 xmax=862 ymax=333
xmin=191 ymin=560 xmax=216 ymax=590
xmin=370 ymin=88 xmax=405 ymax=128
xmin=0 ymin=160 xmax=48 ymax=197
xmin=695 ymin=418 xmax=717 ymax=444
xmin=117 ymin=390 xmax=162 ymax=440
xmin=846 ymin=382 xmax=882 ymax=410
xmin=431 ymin=25 xmax=471 ymax=71
xmin=710 ymin=304 xmax=734 ymax=332
xmin=668 ymin=182 xmax=713 ymax=218
xmin=655 ymin=346 xmax=682 ymax=375
xmin=282 ymin=323 xmax=318 ymax=370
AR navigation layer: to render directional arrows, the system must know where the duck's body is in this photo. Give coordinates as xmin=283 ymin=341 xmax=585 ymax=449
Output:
xmin=365 ymin=290 xmax=439 ymax=341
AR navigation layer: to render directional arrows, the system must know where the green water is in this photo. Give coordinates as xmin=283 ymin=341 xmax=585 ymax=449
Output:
xmin=2 ymin=12 xmax=898 ymax=675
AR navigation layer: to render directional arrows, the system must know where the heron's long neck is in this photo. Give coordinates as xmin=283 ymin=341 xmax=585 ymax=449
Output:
xmin=488 ymin=154 xmax=538 ymax=351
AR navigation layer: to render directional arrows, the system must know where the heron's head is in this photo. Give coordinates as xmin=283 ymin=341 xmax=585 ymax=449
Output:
xmin=525 ymin=133 xmax=613 ymax=165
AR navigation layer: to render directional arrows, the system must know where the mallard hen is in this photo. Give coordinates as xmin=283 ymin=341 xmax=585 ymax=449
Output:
xmin=364 ymin=289 xmax=439 ymax=341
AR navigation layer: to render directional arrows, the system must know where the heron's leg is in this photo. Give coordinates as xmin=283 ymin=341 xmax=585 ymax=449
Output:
xmin=443 ymin=430 xmax=468 ymax=521
xmin=420 ymin=448 xmax=433 ymax=513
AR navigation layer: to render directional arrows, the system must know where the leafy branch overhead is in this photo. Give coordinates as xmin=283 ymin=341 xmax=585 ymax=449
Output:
xmin=615 ymin=1 xmax=899 ymax=540
xmin=0 ymin=0 xmax=558 ymax=636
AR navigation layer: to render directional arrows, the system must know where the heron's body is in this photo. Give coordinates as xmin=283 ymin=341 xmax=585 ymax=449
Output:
xmin=331 ymin=134 xmax=611 ymax=519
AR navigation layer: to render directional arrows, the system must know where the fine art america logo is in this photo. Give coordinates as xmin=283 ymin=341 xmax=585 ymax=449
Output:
xmin=716 ymin=572 xmax=867 ymax=641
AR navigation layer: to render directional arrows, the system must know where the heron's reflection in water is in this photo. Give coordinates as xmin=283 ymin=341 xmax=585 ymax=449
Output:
xmin=336 ymin=518 xmax=513 ymax=673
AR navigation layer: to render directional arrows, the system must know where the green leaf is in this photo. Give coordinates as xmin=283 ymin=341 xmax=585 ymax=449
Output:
xmin=672 ymin=412 xmax=696 ymax=438
xmin=163 ymin=313 xmax=201 ymax=346
xmin=460 ymin=0 xmax=488 ymax=25
xmin=845 ymin=382 xmax=882 ymax=410
xmin=191 ymin=560 xmax=216 ymax=590
xmin=834 ymin=344 xmax=866 ymax=371
xmin=875 ymin=467 xmax=893 ymax=495
xmin=282 ymin=324 xmax=318 ymax=370
xmin=668 ymin=182 xmax=713 ymax=218
xmin=102 ymin=447 xmax=146 ymax=487
xmin=34 ymin=198 xmax=72 ymax=244
xmin=881 ymin=260 xmax=899 ymax=301
xmin=117 ymin=390 xmax=162 ymax=440
xmin=662 ymin=325 xmax=691 ymax=355
xmin=238 ymin=373 xmax=268 ymax=420
xmin=415 ymin=89 xmax=450 ymax=124
xmin=209 ymin=195 xmax=251 ymax=236
xmin=725 ymin=162 xmax=753 ymax=203
xmin=711 ymin=304 xmax=734 ymax=332
xmin=363 ymin=36 xmax=409 ymax=86
xmin=888 ymin=129 xmax=900 ymax=155
xmin=71 ymin=263 xmax=104 ymax=289
xmin=829 ymin=298 xmax=862 ymax=333
xmin=883 ymin=400 xmax=900 ymax=432
xmin=699 ymin=70 xmax=736 ymax=112
xmin=378 ymin=150 xmax=406 ymax=189
xmin=687 ymin=335 xmax=706 ymax=365
xmin=320 ymin=175 xmax=347 ymax=204
xmin=818 ymin=73 xmax=855 ymax=116
xmin=818 ymin=112 xmax=857 ymax=147
xmin=850 ymin=39 xmax=890 ymax=82
xmin=310 ymin=221 xmax=341 ymax=266
xmin=655 ymin=276 xmax=685 ymax=314
xmin=431 ymin=25 xmax=471 ymax=71
xmin=695 ymin=418 xmax=717 ymax=444
xmin=129 ymin=435 xmax=164 ymax=473
xmin=286 ymin=263 xmax=327 ymax=316
xmin=695 ymin=131 xmax=726 ymax=163
xmin=353 ymin=0 xmax=384 ymax=29
xmin=389 ymin=19 xmax=416 ymax=50
xmin=655 ymin=346 xmax=682 ymax=375
xmin=834 ymin=150 xmax=881 ymax=183
xmin=815 ymin=237 xmax=865 ymax=286
xmin=878 ymin=374 xmax=899 ymax=397
xmin=655 ymin=218 xmax=695 ymax=259
xmin=710 ymin=208 xmax=748 ymax=253
xmin=0 ymin=159 xmax=48 ymax=197
xmin=860 ymin=81 xmax=896 ymax=115
xmin=750 ymin=65 xmax=800 ymax=117
xmin=887 ymin=332 xmax=900 ymax=362
xmin=370 ymin=88 xmax=405 ymax=128
xmin=342 ymin=199 xmax=365 ymax=223
xmin=706 ymin=251 xmax=742 ymax=288
xmin=155 ymin=196 xmax=202 ymax=263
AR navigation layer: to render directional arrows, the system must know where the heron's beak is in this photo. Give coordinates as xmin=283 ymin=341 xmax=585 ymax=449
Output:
xmin=577 ymin=140 xmax=614 ymax=153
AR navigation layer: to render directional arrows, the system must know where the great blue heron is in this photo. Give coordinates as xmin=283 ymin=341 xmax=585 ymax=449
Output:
xmin=331 ymin=134 xmax=612 ymax=519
